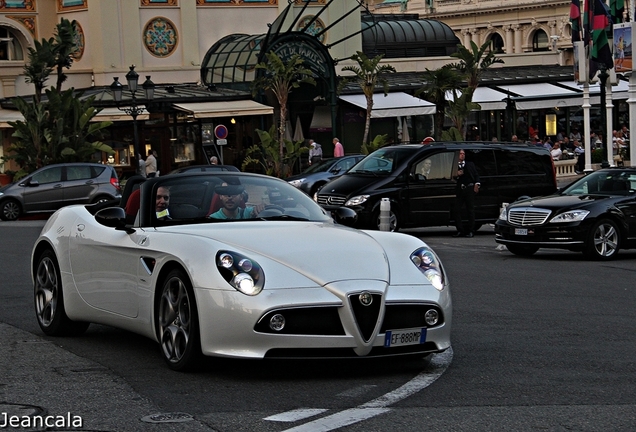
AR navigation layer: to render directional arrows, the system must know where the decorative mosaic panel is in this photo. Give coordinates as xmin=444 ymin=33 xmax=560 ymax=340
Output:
xmin=143 ymin=17 xmax=178 ymax=58
xmin=0 ymin=1 xmax=35 ymax=11
xmin=6 ymin=15 xmax=36 ymax=38
xmin=141 ymin=0 xmax=178 ymax=5
xmin=196 ymin=0 xmax=277 ymax=5
xmin=297 ymin=15 xmax=326 ymax=43
xmin=294 ymin=0 xmax=326 ymax=4
xmin=71 ymin=20 xmax=84 ymax=60
xmin=57 ymin=0 xmax=87 ymax=11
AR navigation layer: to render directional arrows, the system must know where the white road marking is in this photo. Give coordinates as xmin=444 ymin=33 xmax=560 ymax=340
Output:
xmin=275 ymin=348 xmax=454 ymax=432
xmin=281 ymin=408 xmax=391 ymax=432
xmin=264 ymin=409 xmax=329 ymax=422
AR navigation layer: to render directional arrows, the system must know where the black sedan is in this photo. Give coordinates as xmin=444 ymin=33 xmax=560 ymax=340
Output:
xmin=495 ymin=168 xmax=636 ymax=260
xmin=286 ymin=155 xmax=364 ymax=196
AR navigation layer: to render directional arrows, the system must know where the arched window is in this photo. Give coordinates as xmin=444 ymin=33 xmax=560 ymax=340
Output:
xmin=532 ymin=30 xmax=549 ymax=52
xmin=488 ymin=33 xmax=504 ymax=54
xmin=0 ymin=27 xmax=24 ymax=61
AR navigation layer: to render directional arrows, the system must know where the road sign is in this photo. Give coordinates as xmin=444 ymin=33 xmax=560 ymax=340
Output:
xmin=216 ymin=139 xmax=228 ymax=146
xmin=214 ymin=125 xmax=228 ymax=140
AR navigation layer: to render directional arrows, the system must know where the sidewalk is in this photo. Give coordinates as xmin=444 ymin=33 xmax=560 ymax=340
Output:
xmin=0 ymin=322 xmax=211 ymax=431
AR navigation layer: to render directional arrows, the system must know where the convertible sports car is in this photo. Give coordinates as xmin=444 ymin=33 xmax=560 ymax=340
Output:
xmin=32 ymin=172 xmax=451 ymax=371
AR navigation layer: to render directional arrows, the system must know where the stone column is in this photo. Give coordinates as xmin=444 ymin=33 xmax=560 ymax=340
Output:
xmin=503 ymin=25 xmax=513 ymax=54
xmin=461 ymin=28 xmax=471 ymax=47
xmin=513 ymin=24 xmax=522 ymax=53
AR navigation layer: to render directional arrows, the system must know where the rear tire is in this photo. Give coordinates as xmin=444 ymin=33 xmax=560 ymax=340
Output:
xmin=156 ymin=269 xmax=202 ymax=371
xmin=583 ymin=219 xmax=620 ymax=260
xmin=34 ymin=249 xmax=89 ymax=336
xmin=0 ymin=199 xmax=21 ymax=221
xmin=506 ymin=244 xmax=539 ymax=256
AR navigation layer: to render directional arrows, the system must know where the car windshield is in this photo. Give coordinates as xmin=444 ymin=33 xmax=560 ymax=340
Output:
xmin=139 ymin=173 xmax=333 ymax=226
xmin=349 ymin=147 xmax=418 ymax=175
xmin=561 ymin=170 xmax=636 ymax=196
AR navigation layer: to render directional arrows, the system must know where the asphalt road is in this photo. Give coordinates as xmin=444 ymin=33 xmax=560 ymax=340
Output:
xmin=1 ymin=220 xmax=636 ymax=431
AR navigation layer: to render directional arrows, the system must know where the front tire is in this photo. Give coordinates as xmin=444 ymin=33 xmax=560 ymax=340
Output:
xmin=34 ymin=249 xmax=89 ymax=336
xmin=584 ymin=219 xmax=620 ymax=260
xmin=157 ymin=269 xmax=201 ymax=371
xmin=0 ymin=199 xmax=21 ymax=221
xmin=506 ymin=244 xmax=539 ymax=256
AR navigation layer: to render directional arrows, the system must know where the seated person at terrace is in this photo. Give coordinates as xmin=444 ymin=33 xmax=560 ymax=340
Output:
xmin=209 ymin=183 xmax=264 ymax=219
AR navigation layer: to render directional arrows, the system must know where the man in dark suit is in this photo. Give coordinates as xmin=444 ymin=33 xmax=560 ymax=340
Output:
xmin=453 ymin=149 xmax=480 ymax=237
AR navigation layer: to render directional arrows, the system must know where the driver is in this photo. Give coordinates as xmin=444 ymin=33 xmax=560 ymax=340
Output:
xmin=209 ymin=182 xmax=264 ymax=220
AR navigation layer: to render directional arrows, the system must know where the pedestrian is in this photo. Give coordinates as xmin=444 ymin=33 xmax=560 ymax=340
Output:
xmin=333 ymin=137 xmax=344 ymax=157
xmin=308 ymin=139 xmax=322 ymax=165
xmin=453 ymin=149 xmax=480 ymax=238
xmin=210 ymin=156 xmax=218 ymax=165
xmin=138 ymin=153 xmax=146 ymax=177
xmin=145 ymin=149 xmax=157 ymax=178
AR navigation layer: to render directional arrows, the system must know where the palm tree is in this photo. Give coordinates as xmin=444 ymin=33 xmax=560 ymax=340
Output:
xmin=252 ymin=51 xmax=316 ymax=177
xmin=53 ymin=18 xmax=79 ymax=91
xmin=340 ymin=51 xmax=396 ymax=149
xmin=450 ymin=40 xmax=504 ymax=94
xmin=416 ymin=65 xmax=464 ymax=141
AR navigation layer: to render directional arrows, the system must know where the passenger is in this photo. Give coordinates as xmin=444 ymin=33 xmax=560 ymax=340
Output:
xmin=419 ymin=158 xmax=432 ymax=178
xmin=155 ymin=186 xmax=171 ymax=220
xmin=209 ymin=183 xmax=264 ymax=220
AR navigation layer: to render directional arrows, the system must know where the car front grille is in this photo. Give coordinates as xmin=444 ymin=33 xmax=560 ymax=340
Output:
xmin=507 ymin=207 xmax=551 ymax=226
xmin=316 ymin=195 xmax=346 ymax=206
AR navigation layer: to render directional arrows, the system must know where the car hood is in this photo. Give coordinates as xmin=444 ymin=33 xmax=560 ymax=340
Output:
xmin=158 ymin=222 xmax=390 ymax=285
xmin=512 ymin=194 xmax=615 ymax=210
xmin=318 ymin=174 xmax=389 ymax=197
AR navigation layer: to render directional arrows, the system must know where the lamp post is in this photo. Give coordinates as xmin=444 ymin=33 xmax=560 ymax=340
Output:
xmin=110 ymin=65 xmax=155 ymax=175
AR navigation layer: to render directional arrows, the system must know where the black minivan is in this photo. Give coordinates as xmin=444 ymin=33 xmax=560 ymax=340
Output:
xmin=315 ymin=143 xmax=557 ymax=231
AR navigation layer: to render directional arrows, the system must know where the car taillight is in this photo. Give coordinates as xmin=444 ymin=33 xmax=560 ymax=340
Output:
xmin=110 ymin=175 xmax=121 ymax=192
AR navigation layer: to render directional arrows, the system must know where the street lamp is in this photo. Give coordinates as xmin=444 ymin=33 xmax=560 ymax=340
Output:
xmin=110 ymin=65 xmax=155 ymax=175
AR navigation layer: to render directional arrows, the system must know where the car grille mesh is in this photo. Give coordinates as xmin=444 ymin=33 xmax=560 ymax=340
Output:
xmin=507 ymin=208 xmax=551 ymax=226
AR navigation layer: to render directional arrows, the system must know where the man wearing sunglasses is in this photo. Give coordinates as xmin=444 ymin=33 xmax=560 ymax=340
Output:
xmin=209 ymin=183 xmax=264 ymax=219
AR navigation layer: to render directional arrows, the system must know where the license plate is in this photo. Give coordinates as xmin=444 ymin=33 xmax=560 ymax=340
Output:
xmin=515 ymin=228 xmax=528 ymax=235
xmin=384 ymin=328 xmax=426 ymax=347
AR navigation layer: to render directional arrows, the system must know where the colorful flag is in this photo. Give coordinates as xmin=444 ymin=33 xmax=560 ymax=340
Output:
xmin=570 ymin=0 xmax=583 ymax=42
xmin=585 ymin=0 xmax=614 ymax=77
xmin=609 ymin=0 xmax=625 ymax=24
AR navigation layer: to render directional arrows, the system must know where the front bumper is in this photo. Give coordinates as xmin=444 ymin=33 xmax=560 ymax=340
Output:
xmin=494 ymin=220 xmax=590 ymax=249
xmin=195 ymin=280 xmax=452 ymax=359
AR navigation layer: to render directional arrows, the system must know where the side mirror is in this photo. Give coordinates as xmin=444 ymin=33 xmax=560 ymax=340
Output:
xmin=330 ymin=167 xmax=341 ymax=174
xmin=95 ymin=207 xmax=132 ymax=232
xmin=25 ymin=179 xmax=39 ymax=187
xmin=331 ymin=207 xmax=358 ymax=227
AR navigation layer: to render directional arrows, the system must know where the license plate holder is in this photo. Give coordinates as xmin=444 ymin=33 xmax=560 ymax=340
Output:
xmin=384 ymin=328 xmax=427 ymax=347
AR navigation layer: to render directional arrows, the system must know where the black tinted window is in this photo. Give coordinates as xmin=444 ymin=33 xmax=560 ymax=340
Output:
xmin=66 ymin=165 xmax=93 ymax=181
xmin=32 ymin=167 xmax=62 ymax=184
xmin=495 ymin=150 xmax=548 ymax=175
xmin=468 ymin=149 xmax=496 ymax=176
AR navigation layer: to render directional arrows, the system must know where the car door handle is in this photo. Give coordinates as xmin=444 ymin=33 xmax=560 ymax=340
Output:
xmin=85 ymin=180 xmax=94 ymax=185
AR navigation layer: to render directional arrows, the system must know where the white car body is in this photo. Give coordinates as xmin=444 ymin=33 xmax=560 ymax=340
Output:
xmin=32 ymin=172 xmax=451 ymax=369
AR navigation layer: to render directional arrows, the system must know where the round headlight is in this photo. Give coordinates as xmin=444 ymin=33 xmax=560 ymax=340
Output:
xmin=233 ymin=273 xmax=258 ymax=295
xmin=425 ymin=309 xmax=439 ymax=326
xmin=219 ymin=253 xmax=233 ymax=268
xmin=238 ymin=258 xmax=253 ymax=272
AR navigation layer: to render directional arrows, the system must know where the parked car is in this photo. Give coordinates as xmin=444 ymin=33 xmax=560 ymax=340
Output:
xmin=286 ymin=155 xmax=364 ymax=196
xmin=166 ymin=164 xmax=240 ymax=175
xmin=0 ymin=163 xmax=121 ymax=221
xmin=315 ymin=143 xmax=557 ymax=231
xmin=495 ymin=167 xmax=636 ymax=260
xmin=32 ymin=172 xmax=451 ymax=371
